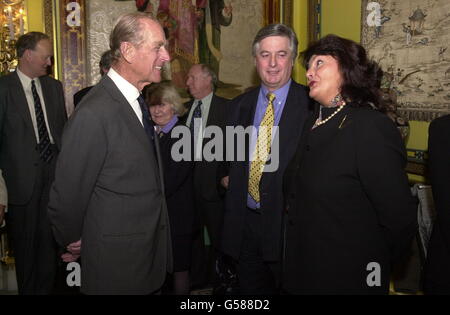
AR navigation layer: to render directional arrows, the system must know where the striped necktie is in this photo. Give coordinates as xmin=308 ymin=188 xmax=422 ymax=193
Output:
xmin=31 ymin=80 xmax=53 ymax=163
xmin=248 ymin=93 xmax=275 ymax=203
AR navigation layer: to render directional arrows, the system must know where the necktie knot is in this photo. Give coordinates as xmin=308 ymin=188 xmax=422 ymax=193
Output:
xmin=266 ymin=93 xmax=275 ymax=105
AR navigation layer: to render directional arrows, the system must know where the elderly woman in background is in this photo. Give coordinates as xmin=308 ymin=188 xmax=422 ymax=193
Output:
xmin=282 ymin=34 xmax=417 ymax=294
xmin=144 ymin=81 xmax=195 ymax=295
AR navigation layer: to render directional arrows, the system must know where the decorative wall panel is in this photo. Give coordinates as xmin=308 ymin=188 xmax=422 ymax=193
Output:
xmin=86 ymin=0 xmax=135 ymax=86
xmin=361 ymin=0 xmax=450 ymax=122
xmin=59 ymin=0 xmax=87 ymax=115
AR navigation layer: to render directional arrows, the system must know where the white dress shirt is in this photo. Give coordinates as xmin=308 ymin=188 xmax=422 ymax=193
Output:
xmin=107 ymin=68 xmax=143 ymax=126
xmin=16 ymin=68 xmax=55 ymax=144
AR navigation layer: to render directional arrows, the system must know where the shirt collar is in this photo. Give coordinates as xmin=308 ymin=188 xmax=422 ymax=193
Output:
xmin=160 ymin=115 xmax=179 ymax=134
xmin=196 ymin=92 xmax=213 ymax=106
xmin=107 ymin=68 xmax=140 ymax=105
xmin=260 ymin=79 xmax=292 ymax=104
xmin=16 ymin=67 xmax=38 ymax=88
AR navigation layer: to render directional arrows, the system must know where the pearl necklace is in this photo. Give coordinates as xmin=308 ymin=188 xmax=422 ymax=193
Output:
xmin=314 ymin=104 xmax=346 ymax=128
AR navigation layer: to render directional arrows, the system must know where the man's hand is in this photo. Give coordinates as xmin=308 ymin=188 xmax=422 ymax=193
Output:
xmin=67 ymin=239 xmax=81 ymax=255
xmin=61 ymin=239 xmax=82 ymax=262
xmin=0 ymin=204 xmax=5 ymax=226
xmin=61 ymin=252 xmax=80 ymax=263
xmin=220 ymin=176 xmax=229 ymax=189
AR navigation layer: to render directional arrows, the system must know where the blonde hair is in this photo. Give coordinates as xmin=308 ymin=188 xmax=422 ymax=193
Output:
xmin=143 ymin=81 xmax=186 ymax=116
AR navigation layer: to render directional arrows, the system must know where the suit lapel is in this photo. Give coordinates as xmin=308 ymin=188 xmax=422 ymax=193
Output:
xmin=205 ymin=95 xmax=221 ymax=127
xmin=40 ymin=76 xmax=57 ymax=134
xmin=260 ymin=82 xmax=309 ymax=185
xmin=242 ymin=88 xmax=260 ymax=128
xmin=241 ymin=88 xmax=260 ymax=178
xmin=276 ymin=82 xmax=307 ymax=165
xmin=101 ymin=77 xmax=154 ymax=158
xmin=10 ymin=72 xmax=35 ymax=137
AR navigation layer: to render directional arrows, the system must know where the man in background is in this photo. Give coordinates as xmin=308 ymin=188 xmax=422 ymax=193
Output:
xmin=0 ymin=31 xmax=67 ymax=294
xmin=185 ymin=63 xmax=228 ymax=291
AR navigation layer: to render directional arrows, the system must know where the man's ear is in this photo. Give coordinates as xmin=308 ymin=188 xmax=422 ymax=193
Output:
xmin=23 ymin=49 xmax=33 ymax=63
xmin=120 ymin=42 xmax=135 ymax=63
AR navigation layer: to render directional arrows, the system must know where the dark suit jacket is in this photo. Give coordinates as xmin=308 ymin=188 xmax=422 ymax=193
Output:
xmin=159 ymin=119 xmax=195 ymax=238
xmin=73 ymin=86 xmax=93 ymax=107
xmin=0 ymin=72 xmax=67 ymax=205
xmin=221 ymin=81 xmax=311 ymax=262
xmin=48 ymin=76 xmax=172 ymax=294
xmin=282 ymin=104 xmax=417 ymax=294
xmin=185 ymin=94 xmax=229 ymax=201
xmin=424 ymin=114 xmax=450 ymax=293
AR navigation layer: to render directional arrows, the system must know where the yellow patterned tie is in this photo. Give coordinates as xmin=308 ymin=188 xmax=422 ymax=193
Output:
xmin=248 ymin=93 xmax=275 ymax=203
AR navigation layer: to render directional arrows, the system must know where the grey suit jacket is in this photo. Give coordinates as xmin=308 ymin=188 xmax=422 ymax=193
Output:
xmin=0 ymin=71 xmax=67 ymax=205
xmin=48 ymin=76 xmax=172 ymax=294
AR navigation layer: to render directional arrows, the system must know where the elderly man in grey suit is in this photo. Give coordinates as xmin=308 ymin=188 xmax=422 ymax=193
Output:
xmin=0 ymin=32 xmax=67 ymax=295
xmin=48 ymin=13 xmax=172 ymax=295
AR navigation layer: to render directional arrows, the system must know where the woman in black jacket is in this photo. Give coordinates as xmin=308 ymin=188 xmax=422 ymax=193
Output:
xmin=145 ymin=81 xmax=195 ymax=295
xmin=282 ymin=35 xmax=417 ymax=294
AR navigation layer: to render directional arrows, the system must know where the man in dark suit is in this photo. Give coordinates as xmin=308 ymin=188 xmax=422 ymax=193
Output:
xmin=424 ymin=114 xmax=450 ymax=294
xmin=185 ymin=63 xmax=228 ymax=289
xmin=0 ymin=32 xmax=67 ymax=294
xmin=47 ymin=13 xmax=172 ymax=295
xmin=220 ymin=24 xmax=311 ymax=294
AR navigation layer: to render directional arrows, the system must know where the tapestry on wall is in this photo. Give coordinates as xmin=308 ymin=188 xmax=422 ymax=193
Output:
xmin=361 ymin=0 xmax=450 ymax=122
xmin=91 ymin=0 xmax=266 ymax=98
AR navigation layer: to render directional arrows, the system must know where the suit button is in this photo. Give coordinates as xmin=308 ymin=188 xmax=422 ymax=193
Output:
xmin=160 ymin=225 xmax=166 ymax=231
xmin=306 ymin=145 xmax=310 ymax=151
xmin=289 ymin=219 xmax=294 ymax=226
xmin=34 ymin=162 xmax=39 ymax=166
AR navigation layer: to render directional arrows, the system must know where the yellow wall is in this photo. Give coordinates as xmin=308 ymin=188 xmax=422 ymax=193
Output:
xmin=25 ymin=0 xmax=44 ymax=32
xmin=321 ymin=0 xmax=362 ymax=42
xmin=292 ymin=0 xmax=308 ymax=85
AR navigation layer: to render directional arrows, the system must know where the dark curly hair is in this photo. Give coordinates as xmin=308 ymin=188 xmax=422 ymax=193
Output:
xmin=301 ymin=34 xmax=384 ymax=109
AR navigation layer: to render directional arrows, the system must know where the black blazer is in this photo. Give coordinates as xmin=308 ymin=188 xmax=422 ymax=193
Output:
xmin=159 ymin=119 xmax=195 ymax=237
xmin=48 ymin=76 xmax=172 ymax=294
xmin=221 ymin=81 xmax=311 ymax=262
xmin=424 ymin=114 xmax=450 ymax=293
xmin=0 ymin=72 xmax=67 ymax=205
xmin=282 ymin=104 xmax=417 ymax=294
xmin=185 ymin=94 xmax=229 ymax=201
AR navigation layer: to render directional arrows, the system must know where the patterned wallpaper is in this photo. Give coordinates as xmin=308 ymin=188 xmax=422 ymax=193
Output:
xmin=86 ymin=0 xmax=135 ymax=86
xmin=219 ymin=0 xmax=264 ymax=93
xmin=85 ymin=0 xmax=264 ymax=95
